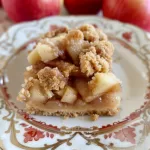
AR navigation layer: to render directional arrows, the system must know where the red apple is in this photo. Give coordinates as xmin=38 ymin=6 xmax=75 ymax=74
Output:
xmin=64 ymin=0 xmax=102 ymax=14
xmin=1 ymin=0 xmax=61 ymax=22
xmin=103 ymin=0 xmax=150 ymax=32
xmin=0 ymin=0 xmax=2 ymax=7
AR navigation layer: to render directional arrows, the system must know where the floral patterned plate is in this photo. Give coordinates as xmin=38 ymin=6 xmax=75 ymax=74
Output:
xmin=0 ymin=16 xmax=150 ymax=150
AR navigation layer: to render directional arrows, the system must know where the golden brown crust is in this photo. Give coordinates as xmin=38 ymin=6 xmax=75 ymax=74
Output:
xmin=26 ymin=104 xmax=119 ymax=117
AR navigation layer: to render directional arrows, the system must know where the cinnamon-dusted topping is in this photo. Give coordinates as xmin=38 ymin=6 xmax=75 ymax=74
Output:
xmin=79 ymin=46 xmax=109 ymax=77
xmin=37 ymin=67 xmax=66 ymax=91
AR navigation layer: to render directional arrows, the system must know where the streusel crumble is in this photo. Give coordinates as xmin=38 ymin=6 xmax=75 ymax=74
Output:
xmin=17 ymin=24 xmax=121 ymax=120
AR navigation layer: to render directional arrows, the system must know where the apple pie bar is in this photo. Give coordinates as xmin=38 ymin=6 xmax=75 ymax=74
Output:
xmin=17 ymin=24 xmax=121 ymax=120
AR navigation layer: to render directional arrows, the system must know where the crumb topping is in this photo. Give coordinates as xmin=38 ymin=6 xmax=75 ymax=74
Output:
xmin=79 ymin=24 xmax=107 ymax=42
xmin=93 ymin=40 xmax=114 ymax=62
xmin=47 ymin=60 xmax=79 ymax=77
xmin=17 ymin=78 xmax=35 ymax=101
xmin=91 ymin=114 xmax=99 ymax=121
xmin=18 ymin=24 xmax=120 ymax=107
xmin=37 ymin=67 xmax=66 ymax=91
xmin=79 ymin=24 xmax=99 ymax=42
xmin=79 ymin=46 xmax=109 ymax=77
xmin=32 ymin=61 xmax=47 ymax=73
xmin=43 ymin=27 xmax=68 ymax=39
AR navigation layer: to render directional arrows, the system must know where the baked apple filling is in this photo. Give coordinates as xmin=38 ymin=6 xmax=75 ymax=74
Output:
xmin=17 ymin=24 xmax=121 ymax=120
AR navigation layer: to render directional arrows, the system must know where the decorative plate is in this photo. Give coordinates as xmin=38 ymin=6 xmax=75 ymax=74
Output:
xmin=0 ymin=16 xmax=150 ymax=150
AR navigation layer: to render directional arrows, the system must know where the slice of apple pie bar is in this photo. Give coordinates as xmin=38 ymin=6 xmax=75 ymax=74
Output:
xmin=17 ymin=24 xmax=121 ymax=120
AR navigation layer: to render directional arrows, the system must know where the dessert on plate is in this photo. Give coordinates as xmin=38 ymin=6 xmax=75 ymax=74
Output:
xmin=17 ymin=24 xmax=121 ymax=120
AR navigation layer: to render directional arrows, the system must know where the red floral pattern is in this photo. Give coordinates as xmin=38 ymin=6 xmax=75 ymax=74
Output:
xmin=46 ymin=132 xmax=54 ymax=139
xmin=113 ymin=127 xmax=136 ymax=144
xmin=132 ymin=122 xmax=142 ymax=127
xmin=104 ymin=126 xmax=136 ymax=144
xmin=127 ymin=111 xmax=141 ymax=120
xmin=20 ymin=124 xmax=55 ymax=143
xmin=19 ymin=112 xmax=60 ymax=131
xmin=20 ymin=123 xmax=28 ymax=127
xmin=122 ymin=32 xmax=132 ymax=41
xmin=24 ymin=126 xmax=45 ymax=143
xmin=104 ymin=133 xmax=112 ymax=139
